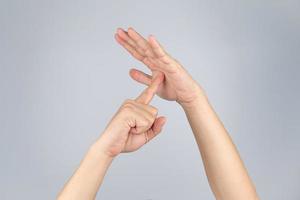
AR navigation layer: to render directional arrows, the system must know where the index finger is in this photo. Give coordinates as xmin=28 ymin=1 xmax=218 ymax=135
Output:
xmin=135 ymin=72 xmax=164 ymax=104
xmin=127 ymin=27 xmax=155 ymax=57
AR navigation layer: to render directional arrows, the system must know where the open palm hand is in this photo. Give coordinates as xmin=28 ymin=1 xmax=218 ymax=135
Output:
xmin=115 ymin=27 xmax=203 ymax=105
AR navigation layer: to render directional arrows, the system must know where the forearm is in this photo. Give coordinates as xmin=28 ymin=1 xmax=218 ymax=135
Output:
xmin=180 ymin=91 xmax=258 ymax=200
xmin=57 ymin=139 xmax=113 ymax=200
xmin=57 ymin=76 xmax=164 ymax=200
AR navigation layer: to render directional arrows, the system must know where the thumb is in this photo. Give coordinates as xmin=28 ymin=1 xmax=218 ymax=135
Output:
xmin=145 ymin=116 xmax=167 ymax=142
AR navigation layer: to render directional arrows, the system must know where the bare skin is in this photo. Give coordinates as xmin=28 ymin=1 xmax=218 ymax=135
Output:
xmin=57 ymin=73 xmax=166 ymax=200
xmin=115 ymin=27 xmax=259 ymax=200
xmin=58 ymin=27 xmax=259 ymax=200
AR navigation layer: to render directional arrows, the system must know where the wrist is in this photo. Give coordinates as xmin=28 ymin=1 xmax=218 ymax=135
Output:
xmin=177 ymin=87 xmax=208 ymax=110
xmin=91 ymin=138 xmax=116 ymax=161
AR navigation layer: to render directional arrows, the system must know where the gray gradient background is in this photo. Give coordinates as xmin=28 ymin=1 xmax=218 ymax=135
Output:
xmin=0 ymin=0 xmax=299 ymax=199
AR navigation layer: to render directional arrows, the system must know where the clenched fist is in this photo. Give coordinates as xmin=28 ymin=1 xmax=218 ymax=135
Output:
xmin=96 ymin=72 xmax=166 ymax=158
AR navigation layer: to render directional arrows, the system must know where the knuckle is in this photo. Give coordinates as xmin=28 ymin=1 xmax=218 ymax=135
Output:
xmin=148 ymin=105 xmax=158 ymax=116
xmin=143 ymin=117 xmax=153 ymax=126
xmin=122 ymin=100 xmax=135 ymax=111
xmin=153 ymin=107 xmax=158 ymax=115
xmin=124 ymin=99 xmax=133 ymax=104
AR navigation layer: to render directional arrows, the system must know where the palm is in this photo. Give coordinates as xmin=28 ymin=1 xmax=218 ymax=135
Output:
xmin=151 ymin=71 xmax=177 ymax=101
xmin=115 ymin=27 xmax=200 ymax=104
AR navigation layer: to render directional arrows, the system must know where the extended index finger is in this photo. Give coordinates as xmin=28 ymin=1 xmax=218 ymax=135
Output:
xmin=127 ymin=27 xmax=155 ymax=57
xmin=135 ymin=72 xmax=164 ymax=104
